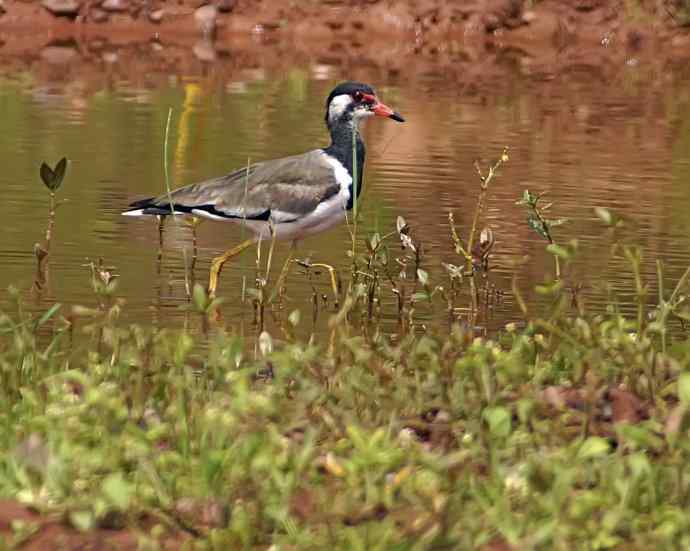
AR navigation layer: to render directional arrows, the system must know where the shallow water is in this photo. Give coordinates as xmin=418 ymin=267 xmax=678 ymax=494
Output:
xmin=2 ymin=61 xmax=690 ymax=339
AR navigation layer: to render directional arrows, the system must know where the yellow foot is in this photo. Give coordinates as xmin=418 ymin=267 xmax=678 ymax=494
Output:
xmin=207 ymin=238 xmax=254 ymax=297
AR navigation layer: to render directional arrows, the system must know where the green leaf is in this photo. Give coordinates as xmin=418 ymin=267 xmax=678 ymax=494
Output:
xmin=616 ymin=424 xmax=664 ymax=451
xmin=679 ymin=372 xmax=690 ymax=406
xmin=442 ymin=262 xmax=463 ymax=280
xmin=516 ymin=189 xmax=536 ymax=206
xmin=207 ymin=297 xmax=225 ymax=312
xmin=627 ymin=452 xmax=652 ymax=479
xmin=39 ymin=158 xmax=68 ymax=191
xmin=535 ymin=280 xmax=564 ymax=296
xmin=192 ymin=283 xmax=208 ymax=312
xmin=577 ymin=436 xmax=610 ymax=459
xmin=527 ymin=214 xmax=549 ymax=241
xmin=546 ymin=244 xmax=570 ymax=260
xmin=483 ymin=406 xmax=512 ymax=439
xmin=245 ymin=288 xmax=261 ymax=300
xmin=34 ymin=303 xmax=61 ymax=330
xmin=288 ymin=309 xmax=301 ymax=327
xmin=417 ymin=269 xmax=429 ymax=286
xmin=101 ymin=473 xmax=131 ymax=510
xmin=52 ymin=157 xmax=67 ymax=191
xmin=411 ymin=292 xmax=429 ymax=304
xmin=594 ymin=207 xmax=612 ymax=225
xmin=547 ymin=217 xmax=569 ymax=227
xmin=39 ymin=162 xmax=54 ymax=190
xmin=69 ymin=510 xmax=94 ymax=531
xmin=517 ymin=399 xmax=535 ymax=424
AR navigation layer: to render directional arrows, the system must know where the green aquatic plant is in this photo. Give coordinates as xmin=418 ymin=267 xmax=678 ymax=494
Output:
xmin=3 ymin=244 xmax=690 ymax=549
xmin=34 ymin=157 xmax=68 ymax=293
xmin=39 ymin=157 xmax=67 ymax=194
xmin=446 ymin=148 xmax=507 ymax=323
xmin=38 ymin=156 xmax=68 ymax=247
xmin=10 ymin=145 xmax=690 ymax=548
xmin=517 ymin=188 xmax=569 ymax=279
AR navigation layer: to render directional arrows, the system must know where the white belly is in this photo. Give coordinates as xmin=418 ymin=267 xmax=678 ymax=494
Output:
xmin=239 ymin=151 xmax=352 ymax=242
xmin=237 ymin=192 xmax=348 ymax=241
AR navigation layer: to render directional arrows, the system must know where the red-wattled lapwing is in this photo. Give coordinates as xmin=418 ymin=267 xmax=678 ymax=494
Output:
xmin=123 ymin=81 xmax=404 ymax=295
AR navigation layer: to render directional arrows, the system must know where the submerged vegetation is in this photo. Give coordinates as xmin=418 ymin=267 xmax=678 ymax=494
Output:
xmin=2 ymin=150 xmax=690 ymax=549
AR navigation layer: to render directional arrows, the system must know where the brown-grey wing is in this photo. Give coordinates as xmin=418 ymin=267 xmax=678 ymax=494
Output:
xmin=152 ymin=149 xmax=341 ymax=221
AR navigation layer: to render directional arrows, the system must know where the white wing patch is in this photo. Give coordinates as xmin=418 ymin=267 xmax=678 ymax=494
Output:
xmin=321 ymin=152 xmax=352 ymax=210
xmin=271 ymin=210 xmax=301 ymax=223
xmin=122 ymin=209 xmax=144 ymax=217
xmin=191 ymin=208 xmax=228 ymax=221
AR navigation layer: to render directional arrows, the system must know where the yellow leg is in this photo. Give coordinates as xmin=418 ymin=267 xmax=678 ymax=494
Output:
xmin=208 ymin=238 xmax=255 ymax=297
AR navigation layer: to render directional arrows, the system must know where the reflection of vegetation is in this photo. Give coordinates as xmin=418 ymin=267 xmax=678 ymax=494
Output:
xmin=672 ymin=99 xmax=690 ymax=235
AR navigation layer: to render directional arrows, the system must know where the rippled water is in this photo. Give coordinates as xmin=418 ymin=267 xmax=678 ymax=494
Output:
xmin=2 ymin=62 xmax=690 ymax=339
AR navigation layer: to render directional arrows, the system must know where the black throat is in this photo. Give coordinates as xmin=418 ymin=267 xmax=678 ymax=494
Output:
xmin=323 ymin=120 xmax=366 ymax=211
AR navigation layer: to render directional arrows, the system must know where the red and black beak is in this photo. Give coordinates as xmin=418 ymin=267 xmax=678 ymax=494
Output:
xmin=362 ymin=92 xmax=405 ymax=122
xmin=372 ymin=101 xmax=405 ymax=122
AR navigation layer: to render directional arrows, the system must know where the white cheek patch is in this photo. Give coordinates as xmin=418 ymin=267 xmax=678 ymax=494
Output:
xmin=352 ymin=107 xmax=374 ymax=120
xmin=328 ymin=94 xmax=352 ymax=123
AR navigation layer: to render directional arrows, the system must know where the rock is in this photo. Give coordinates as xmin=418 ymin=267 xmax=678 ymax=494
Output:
xmin=89 ymin=7 xmax=108 ymax=22
xmin=193 ymin=39 xmax=216 ymax=62
xmin=42 ymin=0 xmax=81 ymax=16
xmin=102 ymin=51 xmax=118 ymax=64
xmin=101 ymin=0 xmax=128 ymax=12
xmin=522 ymin=10 xmax=536 ymax=24
xmin=568 ymin=0 xmax=603 ymax=11
xmin=194 ymin=4 xmax=217 ymax=38
xmin=626 ymin=28 xmax=644 ymax=51
xmin=607 ymin=387 xmax=647 ymax=425
xmin=215 ymin=0 xmax=235 ymax=13
xmin=40 ymin=46 xmax=77 ymax=64
xmin=148 ymin=8 xmax=164 ymax=23
xmin=671 ymin=34 xmax=690 ymax=48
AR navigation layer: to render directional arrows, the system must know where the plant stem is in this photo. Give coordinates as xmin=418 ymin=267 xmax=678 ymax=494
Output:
xmin=351 ymin=125 xmax=358 ymax=259
xmin=163 ymin=107 xmax=174 ymax=216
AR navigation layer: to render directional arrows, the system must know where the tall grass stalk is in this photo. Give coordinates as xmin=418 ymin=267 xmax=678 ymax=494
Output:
xmin=241 ymin=158 xmax=251 ymax=303
xmin=448 ymin=148 xmax=507 ymax=317
xmin=163 ymin=108 xmax=175 ymax=215
xmin=162 ymin=106 xmax=191 ymax=298
xmin=351 ymin=124 xmax=358 ymax=258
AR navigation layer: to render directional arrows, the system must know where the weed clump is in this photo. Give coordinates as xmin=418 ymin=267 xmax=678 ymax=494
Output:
xmin=3 ymin=151 xmax=690 ymax=548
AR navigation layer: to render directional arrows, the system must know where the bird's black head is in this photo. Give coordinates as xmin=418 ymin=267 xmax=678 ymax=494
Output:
xmin=324 ymin=81 xmax=405 ymax=129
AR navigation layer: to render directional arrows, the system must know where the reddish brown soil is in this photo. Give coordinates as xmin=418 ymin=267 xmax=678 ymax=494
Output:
xmin=0 ymin=0 xmax=688 ymax=87
xmin=0 ymin=500 xmax=188 ymax=549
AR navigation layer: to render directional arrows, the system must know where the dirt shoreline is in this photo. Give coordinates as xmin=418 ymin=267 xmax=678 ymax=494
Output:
xmin=0 ymin=0 xmax=689 ymax=88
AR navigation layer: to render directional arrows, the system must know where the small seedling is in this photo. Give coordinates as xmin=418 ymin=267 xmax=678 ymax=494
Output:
xmin=517 ymin=189 xmax=568 ymax=278
xmin=39 ymin=157 xmax=67 ymax=193
xmin=33 ymin=158 xmax=69 ymax=293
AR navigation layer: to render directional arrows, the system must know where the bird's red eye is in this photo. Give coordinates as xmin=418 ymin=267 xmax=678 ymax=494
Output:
xmin=353 ymin=91 xmax=363 ymax=102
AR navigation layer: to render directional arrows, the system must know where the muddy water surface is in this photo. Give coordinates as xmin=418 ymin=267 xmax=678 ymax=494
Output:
xmin=2 ymin=62 xmax=690 ymax=339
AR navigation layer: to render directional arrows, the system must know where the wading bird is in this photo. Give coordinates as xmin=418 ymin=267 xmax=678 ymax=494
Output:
xmin=123 ymin=81 xmax=405 ymax=295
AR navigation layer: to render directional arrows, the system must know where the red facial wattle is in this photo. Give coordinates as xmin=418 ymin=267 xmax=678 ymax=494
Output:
xmin=360 ymin=92 xmax=405 ymax=122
